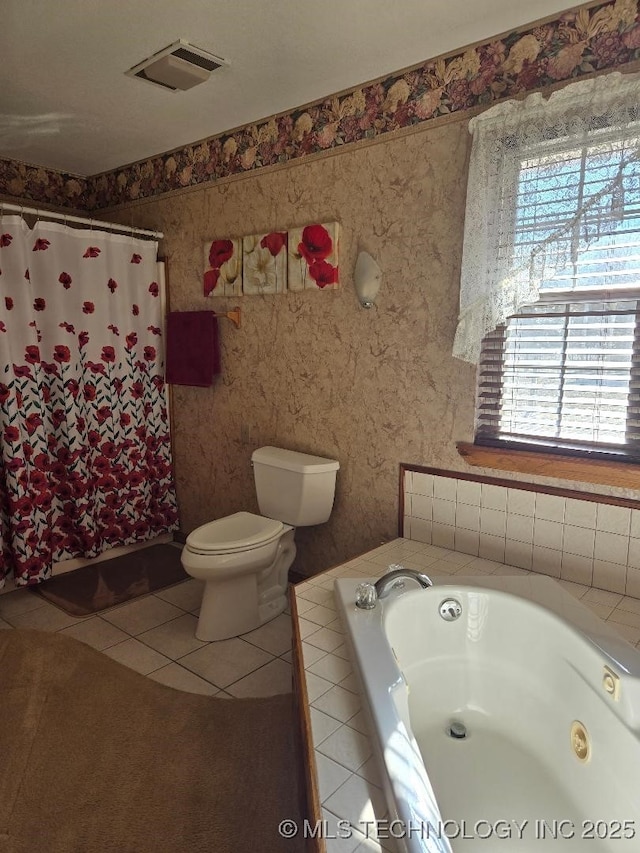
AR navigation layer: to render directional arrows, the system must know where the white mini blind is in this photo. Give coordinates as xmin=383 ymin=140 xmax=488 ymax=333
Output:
xmin=477 ymin=305 xmax=640 ymax=454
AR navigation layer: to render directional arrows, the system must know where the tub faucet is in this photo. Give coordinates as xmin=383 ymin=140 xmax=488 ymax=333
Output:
xmin=356 ymin=565 xmax=432 ymax=609
xmin=375 ymin=565 xmax=433 ymax=598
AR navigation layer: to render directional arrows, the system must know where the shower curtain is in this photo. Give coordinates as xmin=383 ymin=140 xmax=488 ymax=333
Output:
xmin=0 ymin=215 xmax=178 ymax=587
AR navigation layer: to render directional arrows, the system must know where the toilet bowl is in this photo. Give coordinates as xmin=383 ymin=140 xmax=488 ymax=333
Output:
xmin=181 ymin=446 xmax=339 ymax=642
xmin=182 ymin=512 xmax=296 ymax=641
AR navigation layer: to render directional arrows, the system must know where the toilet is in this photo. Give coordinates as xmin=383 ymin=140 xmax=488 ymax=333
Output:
xmin=181 ymin=446 xmax=340 ymax=641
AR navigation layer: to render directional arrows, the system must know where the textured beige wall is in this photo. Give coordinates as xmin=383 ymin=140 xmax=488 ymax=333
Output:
xmin=104 ymin=121 xmax=478 ymax=575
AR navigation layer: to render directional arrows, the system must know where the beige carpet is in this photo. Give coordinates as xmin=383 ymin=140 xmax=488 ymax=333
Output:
xmin=0 ymin=630 xmax=304 ymax=853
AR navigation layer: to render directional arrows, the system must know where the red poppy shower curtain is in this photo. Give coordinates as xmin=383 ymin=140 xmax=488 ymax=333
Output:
xmin=0 ymin=215 xmax=178 ymax=587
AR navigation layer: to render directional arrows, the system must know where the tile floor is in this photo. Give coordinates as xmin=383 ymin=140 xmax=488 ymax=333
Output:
xmin=6 ymin=538 xmax=640 ymax=853
xmin=0 ymin=578 xmax=293 ymax=698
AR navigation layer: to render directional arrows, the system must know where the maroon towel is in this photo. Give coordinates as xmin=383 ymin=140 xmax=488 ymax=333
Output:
xmin=165 ymin=311 xmax=220 ymax=387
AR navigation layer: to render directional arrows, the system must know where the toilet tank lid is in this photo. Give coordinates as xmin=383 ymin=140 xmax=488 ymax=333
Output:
xmin=252 ymin=446 xmax=339 ymax=474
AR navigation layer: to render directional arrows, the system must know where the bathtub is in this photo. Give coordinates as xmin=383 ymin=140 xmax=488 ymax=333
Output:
xmin=334 ymin=575 xmax=640 ymax=852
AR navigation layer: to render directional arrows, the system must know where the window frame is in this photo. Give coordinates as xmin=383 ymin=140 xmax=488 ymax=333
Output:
xmin=471 ymin=123 xmax=640 ymax=468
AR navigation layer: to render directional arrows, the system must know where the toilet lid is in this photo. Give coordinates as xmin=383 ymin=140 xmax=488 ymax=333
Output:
xmin=185 ymin=511 xmax=284 ymax=555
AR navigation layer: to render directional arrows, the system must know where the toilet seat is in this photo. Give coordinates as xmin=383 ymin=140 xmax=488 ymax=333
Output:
xmin=185 ymin=511 xmax=284 ymax=556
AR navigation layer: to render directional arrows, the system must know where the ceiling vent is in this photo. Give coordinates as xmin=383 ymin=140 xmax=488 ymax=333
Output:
xmin=126 ymin=40 xmax=226 ymax=92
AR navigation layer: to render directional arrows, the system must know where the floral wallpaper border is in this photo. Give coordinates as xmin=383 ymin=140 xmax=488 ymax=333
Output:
xmin=1 ymin=0 xmax=640 ymax=212
xmin=0 ymin=159 xmax=88 ymax=211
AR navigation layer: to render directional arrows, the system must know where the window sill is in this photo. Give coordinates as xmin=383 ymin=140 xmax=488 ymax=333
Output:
xmin=456 ymin=442 xmax=640 ymax=490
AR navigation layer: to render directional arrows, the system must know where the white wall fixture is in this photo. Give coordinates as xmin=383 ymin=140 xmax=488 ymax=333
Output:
xmin=354 ymin=250 xmax=382 ymax=308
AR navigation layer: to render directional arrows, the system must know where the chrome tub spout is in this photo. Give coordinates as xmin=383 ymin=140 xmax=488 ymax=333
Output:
xmin=355 ymin=565 xmax=432 ymax=609
xmin=374 ymin=565 xmax=433 ymax=598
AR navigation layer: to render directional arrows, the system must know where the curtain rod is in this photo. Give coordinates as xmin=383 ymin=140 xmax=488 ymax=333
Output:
xmin=0 ymin=202 xmax=163 ymax=240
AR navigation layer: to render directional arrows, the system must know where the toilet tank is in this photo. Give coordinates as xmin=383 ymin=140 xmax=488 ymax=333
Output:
xmin=251 ymin=446 xmax=339 ymax=526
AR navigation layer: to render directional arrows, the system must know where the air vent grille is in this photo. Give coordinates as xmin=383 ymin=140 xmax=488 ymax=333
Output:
xmin=126 ymin=39 xmax=226 ymax=92
xmin=171 ymin=47 xmax=222 ymax=72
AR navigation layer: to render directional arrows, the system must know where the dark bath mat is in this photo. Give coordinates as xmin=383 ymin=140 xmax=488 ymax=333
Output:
xmin=31 ymin=543 xmax=189 ymax=616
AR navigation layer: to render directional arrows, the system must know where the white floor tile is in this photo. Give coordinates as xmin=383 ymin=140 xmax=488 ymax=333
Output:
xmin=317 ymin=724 xmax=372 ymax=772
xmin=616 ymin=595 xmax=640 ymax=616
xmin=325 ymin=617 xmax=346 ymax=635
xmin=354 ymin=835 xmax=385 ymax=853
xmin=101 ymin=595 xmax=184 ymax=635
xmin=297 ymin=586 xmax=336 ymax=608
xmin=310 ymin=707 xmax=343 ymax=746
xmin=7 ymin=601 xmax=85 ymax=632
xmin=154 ymin=578 xmax=204 ymax=612
xmin=324 ymin=774 xmax=387 ymax=836
xmin=60 ymin=616 xmax=129 ymax=650
xmin=356 ymin=756 xmax=383 ymax=786
xmin=608 ymin=608 xmax=640 ymax=630
xmin=333 ymin=644 xmax=353 ymax=662
xmin=226 ymin=658 xmax=292 ymax=697
xmin=240 ymin=613 xmax=292 ymax=656
xmin=607 ymin=621 xmax=640 ymax=646
xmin=308 ymin=653 xmax=352 ymax=685
xmin=0 ymin=588 xmax=45 ymax=619
xmin=102 ymin=638 xmax=171 ymax=675
xmin=323 ymin=809 xmax=363 ymax=853
xmin=584 ymin=600 xmax=615 ymax=621
xmin=305 ymin=627 xmax=344 ymax=653
xmin=583 ymin=587 xmax=623 ymax=608
xmin=338 ymin=673 xmax=361 ymax=694
xmin=315 ymin=576 xmax=338 ymax=591
xmin=344 ymin=710 xmax=371 ymax=736
xmin=179 ymin=637 xmax=273 ymax=688
xmin=302 ymin=642 xmax=328 ymax=668
xmin=298 ymin=618 xmax=323 ymax=640
xmin=304 ymin=604 xmax=339 ymax=627
xmin=148 ymin=662 xmax=220 ymax=695
xmin=315 ymin=753 xmax=352 ymax=801
xmin=557 ymin=579 xmax=589 ymax=598
xmin=305 ymin=671 xmax=334 ymax=703
xmin=312 ymin=685 xmax=360 ymax=723
xmin=138 ymin=613 xmax=205 ymax=659
xmin=295 ymin=597 xmax=315 ymax=615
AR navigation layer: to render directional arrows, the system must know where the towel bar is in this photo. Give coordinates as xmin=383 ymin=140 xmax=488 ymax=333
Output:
xmin=214 ymin=307 xmax=241 ymax=329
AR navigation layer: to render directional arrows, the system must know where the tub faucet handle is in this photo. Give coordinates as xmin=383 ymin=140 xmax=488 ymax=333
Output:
xmin=355 ymin=582 xmax=378 ymax=610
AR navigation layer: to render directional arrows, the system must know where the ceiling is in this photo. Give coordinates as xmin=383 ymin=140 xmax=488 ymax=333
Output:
xmin=1 ymin=0 xmax=577 ymax=177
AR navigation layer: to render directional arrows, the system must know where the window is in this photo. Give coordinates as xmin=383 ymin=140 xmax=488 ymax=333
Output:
xmin=454 ymin=72 xmax=640 ymax=462
xmin=477 ymin=137 xmax=640 ymax=460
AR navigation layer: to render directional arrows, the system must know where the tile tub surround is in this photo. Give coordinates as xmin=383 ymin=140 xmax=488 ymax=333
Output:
xmin=293 ymin=538 xmax=640 ymax=853
xmin=403 ymin=466 xmax=640 ymax=599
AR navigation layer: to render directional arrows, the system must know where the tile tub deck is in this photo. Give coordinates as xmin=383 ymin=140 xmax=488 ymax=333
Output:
xmin=293 ymin=537 xmax=640 ymax=853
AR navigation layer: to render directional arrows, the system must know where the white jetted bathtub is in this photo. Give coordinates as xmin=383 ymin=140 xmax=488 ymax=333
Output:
xmin=334 ymin=575 xmax=640 ymax=852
